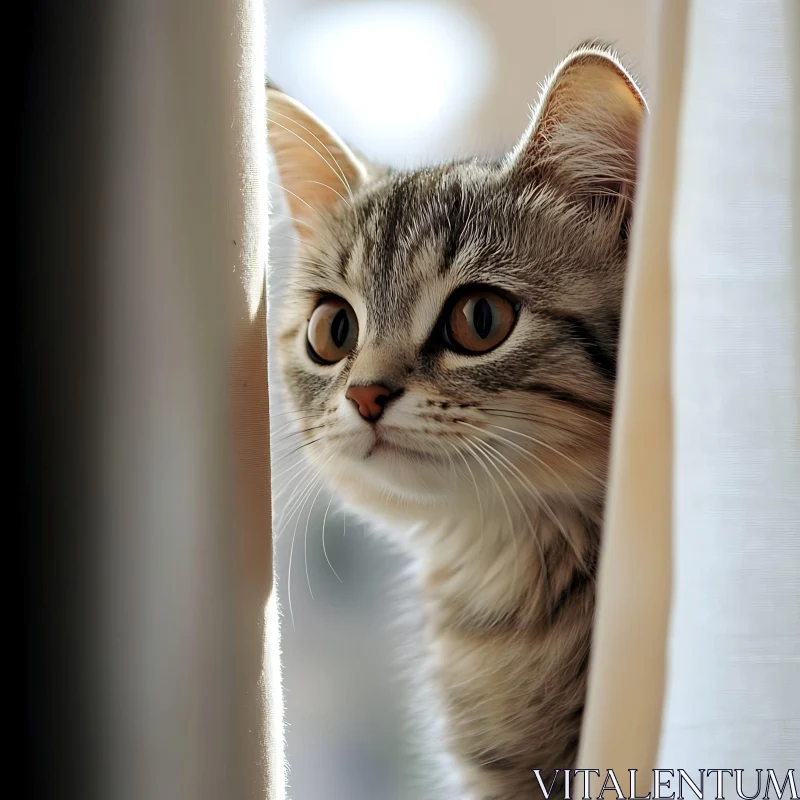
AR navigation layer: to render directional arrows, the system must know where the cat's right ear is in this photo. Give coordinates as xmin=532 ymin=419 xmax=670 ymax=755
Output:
xmin=506 ymin=45 xmax=645 ymax=223
xmin=267 ymin=88 xmax=368 ymax=236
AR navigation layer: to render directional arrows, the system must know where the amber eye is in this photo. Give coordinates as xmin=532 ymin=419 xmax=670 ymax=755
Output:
xmin=444 ymin=288 xmax=518 ymax=354
xmin=306 ymin=297 xmax=359 ymax=364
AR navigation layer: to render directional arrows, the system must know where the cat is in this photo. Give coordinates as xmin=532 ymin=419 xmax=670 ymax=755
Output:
xmin=268 ymin=41 xmax=646 ymax=800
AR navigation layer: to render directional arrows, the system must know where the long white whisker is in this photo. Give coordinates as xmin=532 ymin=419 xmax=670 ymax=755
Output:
xmin=320 ymin=491 xmax=343 ymax=583
xmin=267 ymin=108 xmax=355 ymax=199
xmin=277 ymin=461 xmax=320 ymax=531
xmin=267 ymin=180 xmax=348 ymax=252
xmin=271 ymin=437 xmax=326 ymax=468
xmin=473 ymin=424 xmax=584 ymax=510
xmin=484 ymin=422 xmax=602 ymax=484
xmin=271 ymin=420 xmax=328 ymax=440
xmin=478 ymin=406 xmax=611 ymax=431
xmin=272 ymin=458 xmax=318 ymax=506
xmin=277 ymin=447 xmax=336 ymax=529
xmin=303 ymin=179 xmax=353 ymax=210
xmin=466 ymin=437 xmax=532 ymax=592
xmin=426 ymin=437 xmax=459 ymax=480
xmin=269 ymin=213 xmax=332 ymax=248
xmin=269 ymin=408 xmax=325 ymax=424
xmin=458 ymin=420 xmax=579 ymax=501
xmin=284 ymin=450 xmax=337 ymax=629
xmin=269 ymin=407 xmax=330 ymax=420
xmin=285 ymin=468 xmax=323 ymax=630
xmin=451 ymin=443 xmax=485 ymax=536
xmin=469 ymin=432 xmax=576 ymax=568
xmin=461 ymin=437 xmax=518 ymax=580
xmin=304 ymin=479 xmax=330 ymax=600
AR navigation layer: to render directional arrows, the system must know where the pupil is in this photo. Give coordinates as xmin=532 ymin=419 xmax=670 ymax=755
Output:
xmin=331 ymin=309 xmax=349 ymax=348
xmin=473 ymin=298 xmax=493 ymax=339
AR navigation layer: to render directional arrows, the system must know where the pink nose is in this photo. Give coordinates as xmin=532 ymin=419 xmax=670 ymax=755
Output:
xmin=345 ymin=384 xmax=392 ymax=422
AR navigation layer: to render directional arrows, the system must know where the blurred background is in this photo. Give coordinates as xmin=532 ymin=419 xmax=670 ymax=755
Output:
xmin=266 ymin=2 xmax=650 ymax=797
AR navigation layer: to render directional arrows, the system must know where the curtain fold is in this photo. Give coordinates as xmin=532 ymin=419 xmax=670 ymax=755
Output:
xmin=96 ymin=0 xmax=280 ymax=797
xmin=225 ymin=1 xmax=284 ymax=797
xmin=579 ymin=0 xmax=799 ymax=786
xmin=658 ymin=0 xmax=800 ymax=770
xmin=575 ymin=0 xmax=685 ymax=788
xmin=227 ymin=2 xmax=286 ymax=797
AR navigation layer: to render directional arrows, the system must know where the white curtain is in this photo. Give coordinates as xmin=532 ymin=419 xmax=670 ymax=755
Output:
xmin=579 ymin=0 xmax=799 ymax=786
xmin=659 ymin=0 xmax=799 ymax=771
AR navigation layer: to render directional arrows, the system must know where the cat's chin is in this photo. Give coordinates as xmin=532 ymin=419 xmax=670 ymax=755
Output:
xmin=326 ymin=444 xmax=459 ymax=509
xmin=367 ymin=439 xmax=436 ymax=462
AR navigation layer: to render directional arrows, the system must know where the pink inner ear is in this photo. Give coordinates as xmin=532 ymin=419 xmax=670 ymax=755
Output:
xmin=511 ymin=50 xmax=645 ymax=205
xmin=267 ymin=90 xmax=367 ymax=234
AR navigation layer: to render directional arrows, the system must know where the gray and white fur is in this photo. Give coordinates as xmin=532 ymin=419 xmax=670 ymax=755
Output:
xmin=268 ymin=42 xmax=646 ymax=800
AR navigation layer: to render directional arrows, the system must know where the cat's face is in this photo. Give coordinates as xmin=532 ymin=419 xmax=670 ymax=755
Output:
xmin=269 ymin=46 xmax=645 ymax=521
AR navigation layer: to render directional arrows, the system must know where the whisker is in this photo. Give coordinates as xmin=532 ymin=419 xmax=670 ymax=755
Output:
xmin=466 ymin=437 xmax=534 ymax=592
xmin=474 ymin=424 xmax=585 ymax=512
xmin=427 ymin=437 xmax=459 ymax=480
xmin=284 ymin=449 xmax=337 ymax=629
xmin=484 ymin=422 xmax=602 ymax=485
xmin=304 ymin=479 xmax=331 ymax=600
xmin=460 ymin=437 xmax=518 ymax=579
xmin=269 ymin=407 xmax=327 ymax=420
xmin=271 ymin=419 xmax=328 ymax=439
xmin=472 ymin=410 xmax=601 ymax=436
xmin=272 ymin=457 xmax=318 ymax=501
xmin=284 ymin=467 xmax=322 ymax=630
xmin=267 ymin=108 xmax=355 ymax=199
xmin=267 ymin=180 xmax=349 ymax=253
xmin=457 ymin=420 xmax=585 ymax=503
xmin=268 ymin=240 xmax=332 ymax=265
xmin=468 ymin=432 xmax=580 ymax=569
xmin=270 ymin=436 xmax=325 ymax=467
xmin=272 ymin=453 xmax=312 ymax=486
xmin=453 ymin=444 xmax=485 ymax=536
xmin=269 ymin=213 xmax=332 ymax=247
xmin=284 ymin=471 xmax=324 ymax=539
xmin=276 ymin=460 xmax=320 ymax=528
xmin=477 ymin=406 xmax=612 ymax=430
xmin=320 ymin=490 xmax=343 ymax=583
xmin=302 ymin=179 xmax=353 ymax=210
xmin=269 ymin=422 xmax=322 ymax=440
xmin=270 ymin=425 xmax=323 ymax=444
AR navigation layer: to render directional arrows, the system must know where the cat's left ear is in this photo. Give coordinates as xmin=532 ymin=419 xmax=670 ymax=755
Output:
xmin=508 ymin=44 xmax=646 ymax=220
xmin=267 ymin=88 xmax=369 ymax=236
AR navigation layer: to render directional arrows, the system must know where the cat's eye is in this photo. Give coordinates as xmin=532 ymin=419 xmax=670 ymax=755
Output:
xmin=443 ymin=289 xmax=518 ymax=354
xmin=306 ymin=297 xmax=359 ymax=364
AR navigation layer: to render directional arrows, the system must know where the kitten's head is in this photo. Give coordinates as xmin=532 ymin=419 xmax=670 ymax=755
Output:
xmin=269 ymin=45 xmax=645 ymax=523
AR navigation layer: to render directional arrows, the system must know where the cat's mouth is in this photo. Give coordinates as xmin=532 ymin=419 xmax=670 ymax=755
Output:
xmin=365 ymin=433 xmax=437 ymax=463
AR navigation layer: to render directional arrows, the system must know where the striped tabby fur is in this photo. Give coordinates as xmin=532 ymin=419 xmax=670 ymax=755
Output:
xmin=269 ymin=43 xmax=646 ymax=800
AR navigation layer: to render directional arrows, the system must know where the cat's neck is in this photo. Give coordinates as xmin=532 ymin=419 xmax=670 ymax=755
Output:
xmin=340 ymin=479 xmax=603 ymax=797
xmin=347 ymin=484 xmax=603 ymax=622
xmin=409 ymin=499 xmax=601 ymax=800
xmin=410 ymin=498 xmax=601 ymax=630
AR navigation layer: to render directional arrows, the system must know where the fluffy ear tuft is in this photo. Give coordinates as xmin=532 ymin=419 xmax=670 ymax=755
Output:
xmin=267 ymin=88 xmax=368 ymax=236
xmin=509 ymin=44 xmax=646 ymax=228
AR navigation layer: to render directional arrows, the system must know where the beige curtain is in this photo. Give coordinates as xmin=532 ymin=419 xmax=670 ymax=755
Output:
xmin=579 ymin=0 xmax=799 ymax=787
xmin=96 ymin=0 xmax=281 ymax=797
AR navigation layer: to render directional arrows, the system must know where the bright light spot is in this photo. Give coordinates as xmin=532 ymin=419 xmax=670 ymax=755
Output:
xmin=277 ymin=1 xmax=494 ymax=165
